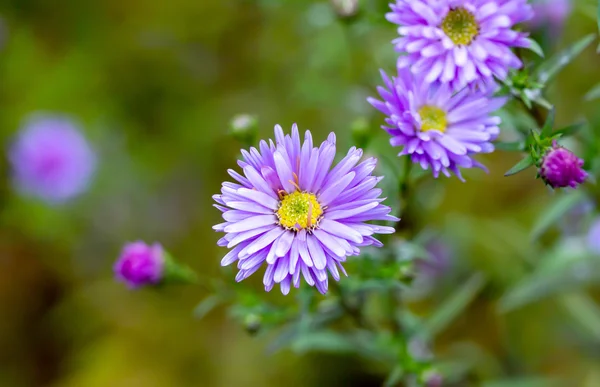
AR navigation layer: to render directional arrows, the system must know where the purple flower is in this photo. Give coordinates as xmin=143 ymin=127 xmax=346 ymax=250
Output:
xmin=114 ymin=242 xmax=165 ymax=288
xmin=368 ymin=68 xmax=505 ymax=180
xmin=8 ymin=114 xmax=96 ymax=203
xmin=530 ymin=0 xmax=571 ymax=30
xmin=387 ymin=0 xmax=533 ymax=90
xmin=418 ymin=239 xmax=452 ymax=281
xmin=587 ymin=218 xmax=600 ymax=255
xmin=539 ymin=142 xmax=587 ymax=189
xmin=213 ymin=124 xmax=398 ymax=295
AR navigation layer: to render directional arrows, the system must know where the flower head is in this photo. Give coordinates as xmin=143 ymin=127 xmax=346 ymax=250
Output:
xmin=214 ymin=124 xmax=398 ymax=295
xmin=368 ymin=68 xmax=505 ymax=180
xmin=114 ymin=242 xmax=165 ymax=288
xmin=8 ymin=114 xmax=96 ymax=203
xmin=539 ymin=142 xmax=587 ymax=189
xmin=387 ymin=0 xmax=533 ymax=90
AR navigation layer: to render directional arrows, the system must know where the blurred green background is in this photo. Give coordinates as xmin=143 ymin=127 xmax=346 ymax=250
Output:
xmin=1 ymin=0 xmax=600 ymax=386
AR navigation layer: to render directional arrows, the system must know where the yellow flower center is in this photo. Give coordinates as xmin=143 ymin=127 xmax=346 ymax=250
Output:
xmin=441 ymin=7 xmax=479 ymax=46
xmin=276 ymin=191 xmax=323 ymax=231
xmin=418 ymin=105 xmax=448 ymax=133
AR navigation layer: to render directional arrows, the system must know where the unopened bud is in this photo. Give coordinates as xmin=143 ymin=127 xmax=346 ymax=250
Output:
xmin=539 ymin=141 xmax=587 ymax=189
xmin=351 ymin=117 xmax=372 ymax=149
xmin=114 ymin=241 xmax=165 ymax=288
xmin=244 ymin=313 xmax=262 ymax=335
xmin=331 ymin=0 xmax=359 ymax=19
xmin=230 ymin=114 xmax=258 ymax=145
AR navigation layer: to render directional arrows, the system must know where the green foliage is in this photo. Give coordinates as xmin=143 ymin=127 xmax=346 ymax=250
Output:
xmin=1 ymin=1 xmax=600 ymax=387
xmin=530 ymin=191 xmax=588 ymax=240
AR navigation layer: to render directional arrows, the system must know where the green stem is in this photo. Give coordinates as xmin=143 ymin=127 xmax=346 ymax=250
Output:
xmin=399 ymin=157 xmax=413 ymax=212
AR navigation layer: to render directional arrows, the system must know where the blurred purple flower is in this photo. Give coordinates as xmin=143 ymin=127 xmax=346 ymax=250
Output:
xmin=418 ymin=239 xmax=452 ymax=281
xmin=387 ymin=0 xmax=533 ymax=90
xmin=560 ymin=199 xmax=594 ymax=236
xmin=539 ymin=142 xmax=587 ymax=189
xmin=8 ymin=115 xmax=96 ymax=203
xmin=587 ymin=218 xmax=600 ymax=255
xmin=529 ymin=0 xmax=571 ymax=30
xmin=213 ymin=124 xmax=398 ymax=295
xmin=368 ymin=68 xmax=505 ymax=180
xmin=114 ymin=241 xmax=165 ymax=288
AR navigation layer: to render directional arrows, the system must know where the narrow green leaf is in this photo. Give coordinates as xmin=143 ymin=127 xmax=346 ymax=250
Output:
xmin=553 ymin=122 xmax=586 ymax=138
xmin=560 ymin=293 xmax=600 ymax=342
xmin=530 ymin=191 xmax=586 ymax=240
xmin=417 ymin=273 xmax=486 ymax=339
xmin=495 ymin=141 xmax=525 ymax=152
xmin=383 ymin=366 xmax=404 ymax=387
xmin=532 ymin=95 xmax=553 ymax=110
xmin=291 ymin=331 xmax=356 ymax=354
xmin=541 ymin=107 xmax=556 ymax=137
xmin=193 ymin=295 xmax=222 ymax=319
xmin=498 ymin=257 xmax=600 ymax=312
xmin=483 ymin=377 xmax=562 ymax=387
xmin=535 ymin=34 xmax=596 ymax=84
xmin=504 ymin=154 xmax=534 ymax=177
xmin=525 ymin=38 xmax=544 ymax=57
xmin=585 ymin=82 xmax=600 ymax=101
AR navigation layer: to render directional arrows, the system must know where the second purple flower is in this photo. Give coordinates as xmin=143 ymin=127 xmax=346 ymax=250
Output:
xmin=369 ymin=68 xmax=506 ymax=180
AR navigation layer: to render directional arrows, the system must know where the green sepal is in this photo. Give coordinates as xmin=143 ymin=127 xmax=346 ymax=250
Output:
xmin=504 ymin=154 xmax=535 ymax=177
xmin=161 ymin=251 xmax=198 ymax=285
xmin=525 ymin=38 xmax=544 ymax=57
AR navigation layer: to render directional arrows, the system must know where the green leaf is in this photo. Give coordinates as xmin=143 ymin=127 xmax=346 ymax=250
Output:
xmin=417 ymin=273 xmax=486 ymax=339
xmin=162 ymin=252 xmax=199 ymax=285
xmin=498 ymin=252 xmax=600 ymax=312
xmin=193 ymin=294 xmax=222 ymax=319
xmin=504 ymin=154 xmax=534 ymax=177
xmin=525 ymin=38 xmax=544 ymax=57
xmin=383 ymin=366 xmax=404 ymax=387
xmin=532 ymin=94 xmax=553 ymax=110
xmin=553 ymin=122 xmax=586 ymax=138
xmin=495 ymin=141 xmax=525 ymax=152
xmin=535 ymin=34 xmax=596 ymax=84
xmin=585 ymin=82 xmax=600 ymax=101
xmin=292 ymin=331 xmax=356 ymax=354
xmin=541 ymin=107 xmax=555 ymax=137
xmin=530 ymin=191 xmax=586 ymax=240
xmin=483 ymin=377 xmax=563 ymax=387
xmin=560 ymin=293 xmax=600 ymax=342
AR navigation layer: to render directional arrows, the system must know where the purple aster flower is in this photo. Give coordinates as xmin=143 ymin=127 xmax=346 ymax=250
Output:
xmin=213 ymin=124 xmax=398 ymax=295
xmin=114 ymin=241 xmax=165 ymax=288
xmin=8 ymin=114 xmax=96 ymax=203
xmin=387 ymin=0 xmax=533 ymax=90
xmin=587 ymin=218 xmax=600 ymax=255
xmin=539 ymin=141 xmax=587 ymax=189
xmin=529 ymin=0 xmax=571 ymax=30
xmin=368 ymin=68 xmax=505 ymax=180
